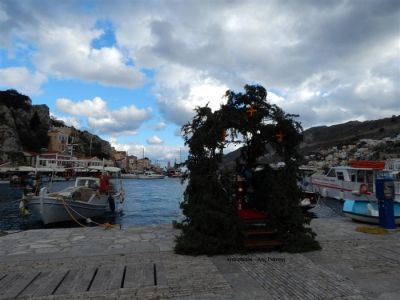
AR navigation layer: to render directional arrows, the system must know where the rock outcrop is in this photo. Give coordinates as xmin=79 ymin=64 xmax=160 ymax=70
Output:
xmin=0 ymin=104 xmax=22 ymax=152
xmin=0 ymin=89 xmax=113 ymax=162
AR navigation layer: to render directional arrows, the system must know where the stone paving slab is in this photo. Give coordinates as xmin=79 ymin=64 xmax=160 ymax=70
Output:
xmin=0 ymin=219 xmax=399 ymax=299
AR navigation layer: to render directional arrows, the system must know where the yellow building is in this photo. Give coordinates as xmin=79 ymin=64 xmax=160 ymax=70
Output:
xmin=47 ymin=127 xmax=71 ymax=153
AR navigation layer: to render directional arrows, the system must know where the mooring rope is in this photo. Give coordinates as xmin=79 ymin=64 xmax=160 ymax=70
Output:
xmin=60 ymin=197 xmax=118 ymax=229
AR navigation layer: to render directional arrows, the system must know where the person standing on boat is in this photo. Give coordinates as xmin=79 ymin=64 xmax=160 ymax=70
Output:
xmin=99 ymin=172 xmax=110 ymax=194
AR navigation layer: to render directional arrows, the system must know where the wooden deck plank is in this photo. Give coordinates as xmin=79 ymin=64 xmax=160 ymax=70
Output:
xmin=143 ymin=263 xmax=155 ymax=287
xmin=1 ymin=271 xmax=41 ymax=299
xmin=70 ymin=266 xmax=97 ymax=293
xmin=53 ymin=269 xmax=81 ymax=296
xmin=105 ymin=265 xmax=125 ymax=290
xmin=123 ymin=264 xmax=143 ymax=288
xmin=89 ymin=265 xmax=113 ymax=292
xmin=0 ymin=273 xmax=23 ymax=298
xmin=32 ymin=269 xmax=69 ymax=297
xmin=17 ymin=271 xmax=52 ymax=298
xmin=154 ymin=263 xmax=168 ymax=286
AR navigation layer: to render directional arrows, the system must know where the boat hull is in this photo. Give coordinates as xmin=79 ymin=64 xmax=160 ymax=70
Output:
xmin=27 ymin=197 xmax=109 ymax=225
xmin=137 ymin=175 xmax=165 ymax=179
xmin=121 ymin=174 xmax=139 ymax=179
xmin=342 ymin=199 xmax=400 ymax=225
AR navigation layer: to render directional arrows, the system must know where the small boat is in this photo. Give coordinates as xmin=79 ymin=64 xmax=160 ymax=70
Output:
xmin=121 ymin=173 xmax=139 ymax=179
xmin=24 ymin=174 xmax=124 ymax=225
xmin=137 ymin=171 xmax=165 ymax=179
xmin=0 ymin=180 xmax=9 ymax=184
xmin=167 ymin=169 xmax=183 ymax=178
xmin=310 ymin=161 xmax=400 ymax=202
xmin=342 ymin=199 xmax=400 ymax=224
xmin=299 ymin=191 xmax=319 ymax=211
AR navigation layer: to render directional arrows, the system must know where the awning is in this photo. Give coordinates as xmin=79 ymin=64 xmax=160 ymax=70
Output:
xmin=87 ymin=166 xmax=121 ymax=173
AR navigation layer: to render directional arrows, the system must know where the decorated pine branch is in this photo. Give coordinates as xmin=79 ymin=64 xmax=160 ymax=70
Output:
xmin=175 ymin=85 xmax=320 ymax=255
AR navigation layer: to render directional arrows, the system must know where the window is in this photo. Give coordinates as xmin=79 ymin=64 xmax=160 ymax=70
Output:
xmin=337 ymin=172 xmax=344 ymax=181
xmin=327 ymin=169 xmax=336 ymax=177
xmin=357 ymin=170 xmax=365 ymax=183
xmin=366 ymin=171 xmax=373 ymax=184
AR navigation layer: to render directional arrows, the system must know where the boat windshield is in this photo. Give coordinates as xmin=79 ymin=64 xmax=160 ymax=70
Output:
xmin=76 ymin=179 xmax=98 ymax=188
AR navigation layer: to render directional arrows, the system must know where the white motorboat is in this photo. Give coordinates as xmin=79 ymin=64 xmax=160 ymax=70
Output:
xmin=121 ymin=173 xmax=139 ymax=179
xmin=24 ymin=175 xmax=124 ymax=225
xmin=310 ymin=161 xmax=400 ymax=202
xmin=137 ymin=171 xmax=165 ymax=179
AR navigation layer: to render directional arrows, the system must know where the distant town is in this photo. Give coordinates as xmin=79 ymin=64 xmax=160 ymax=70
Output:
xmin=0 ymin=124 xmax=179 ymax=176
xmin=304 ymin=134 xmax=400 ymax=170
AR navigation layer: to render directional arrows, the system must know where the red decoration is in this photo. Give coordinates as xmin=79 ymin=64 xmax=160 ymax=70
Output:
xmin=246 ymin=106 xmax=257 ymax=117
xmin=276 ymin=130 xmax=285 ymax=142
xmin=221 ymin=129 xmax=228 ymax=141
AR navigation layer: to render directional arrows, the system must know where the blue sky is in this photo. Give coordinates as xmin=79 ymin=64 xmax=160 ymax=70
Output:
xmin=0 ymin=0 xmax=399 ymax=163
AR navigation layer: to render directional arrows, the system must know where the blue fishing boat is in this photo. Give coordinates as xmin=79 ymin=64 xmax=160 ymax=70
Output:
xmin=342 ymin=199 xmax=400 ymax=225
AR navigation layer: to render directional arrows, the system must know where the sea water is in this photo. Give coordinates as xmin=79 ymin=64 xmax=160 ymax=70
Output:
xmin=0 ymin=178 xmax=186 ymax=230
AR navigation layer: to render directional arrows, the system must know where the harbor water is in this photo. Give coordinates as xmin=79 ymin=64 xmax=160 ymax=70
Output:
xmin=0 ymin=178 xmax=186 ymax=230
xmin=0 ymin=178 xmax=343 ymax=231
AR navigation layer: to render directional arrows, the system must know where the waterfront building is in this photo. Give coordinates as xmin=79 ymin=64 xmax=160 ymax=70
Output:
xmin=47 ymin=127 xmax=71 ymax=153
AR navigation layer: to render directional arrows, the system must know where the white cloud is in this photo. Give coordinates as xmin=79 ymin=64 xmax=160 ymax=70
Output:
xmin=354 ymin=75 xmax=395 ymax=97
xmin=154 ymin=121 xmax=166 ymax=130
xmin=146 ymin=135 xmax=163 ymax=145
xmin=0 ymin=67 xmax=46 ymax=95
xmin=56 ymin=116 xmax=81 ymax=129
xmin=267 ymin=90 xmax=286 ymax=105
xmin=107 ymin=0 xmax=400 ymax=127
xmin=56 ymin=97 xmax=108 ymax=117
xmin=56 ymin=96 xmax=151 ymax=135
xmin=31 ymin=26 xmax=146 ymax=88
xmin=155 ymin=64 xmax=229 ymax=125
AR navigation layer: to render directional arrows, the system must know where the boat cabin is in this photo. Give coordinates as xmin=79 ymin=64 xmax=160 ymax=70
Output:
xmin=325 ymin=167 xmax=376 ymax=193
xmin=75 ymin=177 xmax=100 ymax=189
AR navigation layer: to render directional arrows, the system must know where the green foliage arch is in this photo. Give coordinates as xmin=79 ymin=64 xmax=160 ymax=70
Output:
xmin=175 ymin=85 xmax=320 ymax=255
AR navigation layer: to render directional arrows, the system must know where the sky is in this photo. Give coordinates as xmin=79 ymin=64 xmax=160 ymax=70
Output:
xmin=0 ymin=0 xmax=399 ymax=164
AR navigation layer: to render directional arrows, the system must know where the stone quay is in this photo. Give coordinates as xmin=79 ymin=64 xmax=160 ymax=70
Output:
xmin=0 ymin=217 xmax=399 ymax=299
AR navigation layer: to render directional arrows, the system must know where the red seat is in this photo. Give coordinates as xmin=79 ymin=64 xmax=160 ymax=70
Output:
xmin=239 ymin=209 xmax=266 ymax=220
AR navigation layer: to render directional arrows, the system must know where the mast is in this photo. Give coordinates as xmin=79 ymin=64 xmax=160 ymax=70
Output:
xmin=89 ymin=136 xmax=93 ymax=157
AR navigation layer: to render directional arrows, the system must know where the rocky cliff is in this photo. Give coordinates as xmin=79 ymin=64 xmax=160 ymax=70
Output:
xmin=0 ymin=89 xmax=113 ymax=162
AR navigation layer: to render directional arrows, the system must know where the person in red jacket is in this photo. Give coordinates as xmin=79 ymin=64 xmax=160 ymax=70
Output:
xmin=99 ymin=172 xmax=110 ymax=193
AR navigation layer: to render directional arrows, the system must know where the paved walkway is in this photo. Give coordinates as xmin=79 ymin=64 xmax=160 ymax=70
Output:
xmin=0 ymin=218 xmax=399 ymax=299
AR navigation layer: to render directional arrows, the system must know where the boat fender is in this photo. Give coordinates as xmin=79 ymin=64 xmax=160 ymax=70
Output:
xmin=19 ymin=199 xmax=29 ymax=217
xmin=108 ymin=195 xmax=115 ymax=212
xmin=360 ymin=184 xmax=368 ymax=195
xmin=321 ymin=188 xmax=327 ymax=198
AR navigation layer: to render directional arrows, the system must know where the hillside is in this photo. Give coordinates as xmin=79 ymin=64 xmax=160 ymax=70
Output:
xmin=222 ymin=115 xmax=400 ymax=166
xmin=0 ymin=89 xmax=112 ymax=163
xmin=300 ymin=115 xmax=400 ymax=154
